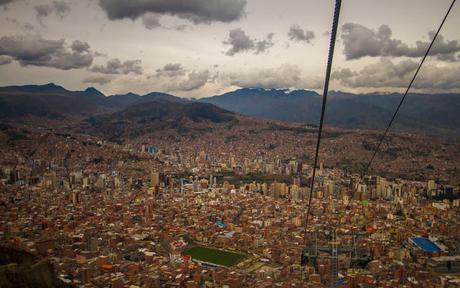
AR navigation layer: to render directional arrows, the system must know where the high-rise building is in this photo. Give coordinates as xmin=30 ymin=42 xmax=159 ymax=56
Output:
xmin=95 ymin=174 xmax=106 ymax=189
xmin=42 ymin=171 xmax=58 ymax=190
xmin=270 ymin=182 xmax=287 ymax=198
xmin=150 ymin=171 xmax=160 ymax=188
xmin=72 ymin=190 xmax=80 ymax=205
xmin=82 ymin=176 xmax=90 ymax=189
xmin=223 ymin=181 xmax=230 ymax=191
xmin=427 ymin=180 xmax=436 ymax=192
xmin=113 ymin=176 xmax=121 ymax=188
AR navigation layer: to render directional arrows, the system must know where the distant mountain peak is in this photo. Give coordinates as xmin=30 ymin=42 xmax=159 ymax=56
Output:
xmin=43 ymin=82 xmax=60 ymax=88
xmin=142 ymin=91 xmax=189 ymax=103
xmin=205 ymin=87 xmax=319 ymax=100
xmin=124 ymin=92 xmax=140 ymax=97
xmin=36 ymin=83 xmax=66 ymax=91
xmin=0 ymin=82 xmax=68 ymax=94
xmin=84 ymin=86 xmax=99 ymax=92
xmin=83 ymin=87 xmax=105 ymax=96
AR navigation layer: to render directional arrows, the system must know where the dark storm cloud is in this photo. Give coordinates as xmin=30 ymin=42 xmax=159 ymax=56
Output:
xmin=341 ymin=23 xmax=460 ymax=61
xmin=288 ymin=25 xmax=315 ymax=43
xmin=90 ymin=58 xmax=143 ymax=75
xmin=0 ymin=0 xmax=15 ymax=6
xmin=0 ymin=34 xmax=93 ymax=70
xmin=98 ymin=0 xmax=247 ymax=24
xmin=155 ymin=63 xmax=185 ymax=77
xmin=0 ymin=0 xmax=18 ymax=7
xmin=165 ymin=70 xmax=210 ymax=91
xmin=224 ymin=28 xmax=274 ymax=56
xmin=0 ymin=55 xmax=12 ymax=65
xmin=334 ymin=58 xmax=460 ymax=90
xmin=224 ymin=28 xmax=253 ymax=55
xmin=83 ymin=75 xmax=113 ymax=86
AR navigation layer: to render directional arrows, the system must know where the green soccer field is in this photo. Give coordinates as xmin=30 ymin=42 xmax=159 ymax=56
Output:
xmin=182 ymin=246 xmax=246 ymax=267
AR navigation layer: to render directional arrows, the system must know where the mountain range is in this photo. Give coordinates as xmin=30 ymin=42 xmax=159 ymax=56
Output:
xmin=1 ymin=83 xmax=459 ymax=184
xmin=0 ymin=83 xmax=190 ymax=121
xmin=1 ymin=83 xmax=459 ymax=141
xmin=202 ymin=88 xmax=460 ymax=140
xmin=85 ymin=100 xmax=236 ymax=143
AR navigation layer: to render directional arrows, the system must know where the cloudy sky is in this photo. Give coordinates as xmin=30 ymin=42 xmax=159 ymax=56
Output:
xmin=0 ymin=0 xmax=459 ymax=97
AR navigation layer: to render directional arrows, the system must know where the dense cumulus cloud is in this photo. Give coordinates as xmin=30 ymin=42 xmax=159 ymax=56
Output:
xmin=90 ymin=58 xmax=143 ymax=75
xmin=0 ymin=35 xmax=93 ymax=70
xmin=334 ymin=58 xmax=460 ymax=90
xmin=52 ymin=1 xmax=70 ymax=18
xmin=35 ymin=4 xmax=52 ymax=23
xmin=164 ymin=70 xmax=210 ymax=91
xmin=142 ymin=13 xmax=161 ymax=29
xmin=155 ymin=63 xmax=185 ymax=77
xmin=83 ymin=75 xmax=113 ymax=86
xmin=341 ymin=23 xmax=460 ymax=61
xmin=71 ymin=40 xmax=90 ymax=53
xmin=98 ymin=0 xmax=246 ymax=24
xmin=34 ymin=1 xmax=70 ymax=24
xmin=152 ymin=63 xmax=210 ymax=91
xmin=0 ymin=55 xmax=12 ymax=65
xmin=226 ymin=64 xmax=321 ymax=89
xmin=224 ymin=28 xmax=274 ymax=56
xmin=255 ymin=33 xmax=274 ymax=54
xmin=288 ymin=25 xmax=315 ymax=43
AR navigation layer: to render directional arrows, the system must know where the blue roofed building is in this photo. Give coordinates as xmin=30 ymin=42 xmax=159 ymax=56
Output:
xmin=409 ymin=236 xmax=443 ymax=253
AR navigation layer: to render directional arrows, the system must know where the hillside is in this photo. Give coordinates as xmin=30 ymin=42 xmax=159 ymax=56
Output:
xmin=1 ymin=83 xmax=460 ymax=141
xmin=84 ymin=100 xmax=237 ymax=143
xmin=0 ymin=83 xmax=187 ymax=126
xmin=106 ymin=91 xmax=189 ymax=107
xmin=0 ymin=83 xmax=114 ymax=123
xmin=0 ymin=247 xmax=63 ymax=288
xmin=202 ymin=88 xmax=460 ymax=140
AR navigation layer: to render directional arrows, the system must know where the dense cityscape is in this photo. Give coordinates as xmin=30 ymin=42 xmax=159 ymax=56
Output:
xmin=1 ymin=125 xmax=459 ymax=287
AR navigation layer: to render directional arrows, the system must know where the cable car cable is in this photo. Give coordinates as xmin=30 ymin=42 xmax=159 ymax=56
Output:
xmin=305 ymin=0 xmax=342 ymax=229
xmin=359 ymin=0 xmax=457 ymax=179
